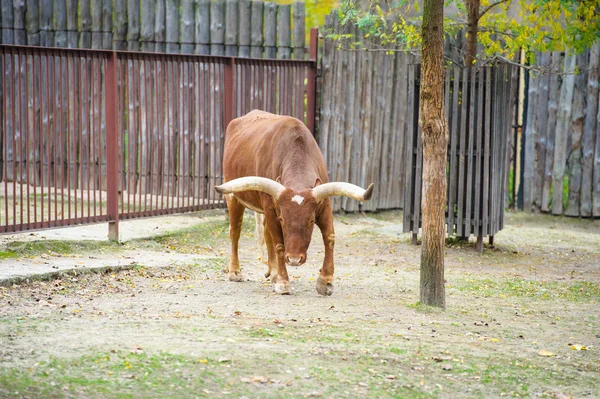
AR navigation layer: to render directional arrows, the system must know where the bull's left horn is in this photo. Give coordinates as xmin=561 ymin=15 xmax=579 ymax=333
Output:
xmin=312 ymin=182 xmax=374 ymax=202
xmin=215 ymin=176 xmax=286 ymax=199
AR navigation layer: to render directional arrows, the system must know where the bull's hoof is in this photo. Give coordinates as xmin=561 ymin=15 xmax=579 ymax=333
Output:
xmin=316 ymin=277 xmax=334 ymax=296
xmin=264 ymin=270 xmax=271 ymax=279
xmin=228 ymin=270 xmax=243 ymax=282
xmin=274 ymin=281 xmax=291 ymax=295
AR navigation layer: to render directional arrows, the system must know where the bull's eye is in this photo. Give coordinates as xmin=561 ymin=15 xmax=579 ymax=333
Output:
xmin=278 ymin=216 xmax=284 ymax=224
xmin=308 ymin=219 xmax=315 ymax=227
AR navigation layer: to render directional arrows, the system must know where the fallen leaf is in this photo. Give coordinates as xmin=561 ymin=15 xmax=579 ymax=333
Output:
xmin=252 ymin=376 xmax=269 ymax=384
xmin=571 ymin=344 xmax=587 ymax=351
xmin=198 ymin=359 xmax=208 ymax=364
xmin=538 ymin=349 xmax=554 ymax=357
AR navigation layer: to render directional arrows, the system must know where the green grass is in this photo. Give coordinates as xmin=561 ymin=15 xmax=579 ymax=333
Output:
xmin=451 ymin=277 xmax=600 ymax=303
xmin=1 ymin=240 xmax=122 ymax=259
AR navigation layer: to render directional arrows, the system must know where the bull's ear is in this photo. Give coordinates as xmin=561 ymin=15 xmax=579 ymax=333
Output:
xmin=314 ymin=177 xmax=322 ymax=187
xmin=276 ymin=176 xmax=282 ymax=184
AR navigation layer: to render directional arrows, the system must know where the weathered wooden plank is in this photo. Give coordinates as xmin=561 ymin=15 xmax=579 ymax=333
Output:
xmin=2 ymin=0 xmax=15 ymax=43
xmin=347 ymin=26 xmax=364 ymax=212
xmin=195 ymin=0 xmax=210 ymax=54
xmin=378 ymin=51 xmax=395 ymax=209
xmin=277 ymin=4 xmax=291 ymax=59
xmin=293 ymin=1 xmax=305 ymax=60
xmin=101 ymin=0 xmax=112 ymax=48
xmin=403 ymin=63 xmax=416 ymax=232
xmin=140 ymin=0 xmax=156 ymax=51
xmin=465 ymin=66 xmax=477 ymax=236
xmin=210 ymin=0 xmax=225 ymax=56
xmin=341 ymin=28 xmax=358 ymax=210
xmin=522 ymin=65 xmax=539 ymax=212
xmin=39 ymin=0 xmax=54 ymax=46
xmin=25 ymin=0 xmax=39 ymax=45
xmin=457 ymin=66 xmax=469 ymax=236
xmin=225 ymin=0 xmax=238 ymax=56
xmin=552 ymin=53 xmax=576 ymax=215
xmin=565 ymin=50 xmax=588 ymax=216
xmin=264 ymin=2 xmax=277 ymax=59
xmin=90 ymin=0 xmax=102 ymax=48
xmin=534 ymin=52 xmax=552 ymax=208
xmin=79 ymin=0 xmax=92 ymax=47
xmin=541 ymin=52 xmax=561 ymax=211
xmin=250 ymin=0 xmax=264 ymax=58
xmin=594 ymin=73 xmax=600 ymax=216
xmin=166 ymin=0 xmax=179 ymax=53
xmin=154 ymin=0 xmax=166 ymax=52
xmin=359 ymin=40 xmax=374 ymax=212
xmin=238 ymin=0 xmax=251 ymax=57
xmin=482 ymin=67 xmax=492 ymax=236
xmin=473 ymin=67 xmax=484 ymax=237
xmin=391 ymin=52 xmax=409 ymax=209
xmin=13 ymin=0 xmax=26 ymax=44
xmin=581 ymin=42 xmax=600 ymax=217
xmin=448 ymin=66 xmax=460 ymax=235
xmin=181 ymin=0 xmax=194 ymax=54
xmin=113 ymin=0 xmax=127 ymax=50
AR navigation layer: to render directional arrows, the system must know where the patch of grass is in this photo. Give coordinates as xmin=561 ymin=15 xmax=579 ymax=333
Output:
xmin=2 ymin=240 xmax=121 ymax=258
xmin=126 ymin=216 xmax=254 ymax=254
xmin=452 ymin=277 xmax=600 ymax=303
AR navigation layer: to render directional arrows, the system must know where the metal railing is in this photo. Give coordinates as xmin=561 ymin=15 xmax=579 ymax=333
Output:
xmin=0 ymin=29 xmax=318 ymax=238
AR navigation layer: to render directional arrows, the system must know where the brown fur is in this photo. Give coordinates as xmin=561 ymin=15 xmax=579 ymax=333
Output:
xmin=223 ymin=110 xmax=336 ymax=295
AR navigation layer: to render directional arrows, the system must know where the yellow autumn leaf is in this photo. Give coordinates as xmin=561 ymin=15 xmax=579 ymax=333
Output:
xmin=571 ymin=345 xmax=587 ymax=351
xmin=538 ymin=349 xmax=554 ymax=357
xmin=490 ymin=338 xmax=500 ymax=343
xmin=199 ymin=359 xmax=208 ymax=364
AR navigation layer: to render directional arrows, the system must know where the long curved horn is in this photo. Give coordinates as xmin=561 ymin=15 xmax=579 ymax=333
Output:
xmin=215 ymin=176 xmax=286 ymax=199
xmin=312 ymin=182 xmax=374 ymax=202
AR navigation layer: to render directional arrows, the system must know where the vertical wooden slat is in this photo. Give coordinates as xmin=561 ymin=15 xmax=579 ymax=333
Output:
xmin=55 ymin=0 xmax=68 ymax=47
xmin=552 ymin=53 xmax=576 ymax=215
xmin=522 ymin=64 xmax=539 ymax=212
xmin=534 ymin=52 xmax=552 ymax=208
xmin=2 ymin=0 xmax=15 ymax=43
xmin=448 ymin=66 xmax=460 ymax=235
xmin=113 ymin=0 xmax=127 ymax=50
xmin=457 ymin=66 xmax=469 ymax=237
xmin=565 ymin=50 xmax=588 ymax=216
xmin=25 ymin=0 xmax=39 ymax=45
xmin=210 ymin=0 xmax=225 ymax=56
xmin=180 ymin=0 xmax=194 ymax=54
xmin=166 ymin=0 xmax=179 ymax=53
xmin=277 ymin=4 xmax=291 ymax=59
xmin=239 ymin=0 xmax=251 ymax=57
xmin=225 ymin=0 xmax=238 ymax=56
xmin=250 ymin=0 xmax=264 ymax=58
xmin=264 ymin=2 xmax=277 ymax=59
xmin=39 ymin=0 xmax=54 ymax=46
xmin=127 ymin=0 xmax=141 ymax=50
xmin=102 ymin=0 xmax=112 ymax=49
xmin=195 ymin=0 xmax=210 ymax=55
xmin=465 ymin=67 xmax=477 ymax=236
xmin=154 ymin=0 xmax=166 ymax=52
xmin=473 ymin=67 xmax=484 ymax=238
xmin=404 ymin=65 xmax=416 ymax=232
xmin=582 ymin=42 xmax=600 ymax=217
xmin=292 ymin=1 xmax=305 ymax=60
xmin=482 ymin=67 xmax=492 ymax=237
xmin=141 ymin=0 xmax=156 ymax=52
xmin=91 ymin=0 xmax=102 ymax=48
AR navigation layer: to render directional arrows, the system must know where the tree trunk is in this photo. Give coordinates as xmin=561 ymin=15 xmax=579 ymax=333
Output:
xmin=465 ymin=0 xmax=480 ymax=68
xmin=420 ymin=0 xmax=447 ymax=308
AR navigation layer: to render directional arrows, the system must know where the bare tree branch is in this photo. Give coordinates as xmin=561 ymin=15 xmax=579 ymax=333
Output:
xmin=478 ymin=0 xmax=511 ymax=20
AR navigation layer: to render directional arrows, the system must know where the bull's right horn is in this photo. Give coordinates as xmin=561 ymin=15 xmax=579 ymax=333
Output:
xmin=312 ymin=182 xmax=374 ymax=202
xmin=215 ymin=176 xmax=286 ymax=199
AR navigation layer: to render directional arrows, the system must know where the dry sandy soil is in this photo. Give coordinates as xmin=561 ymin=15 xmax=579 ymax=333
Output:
xmin=0 ymin=210 xmax=599 ymax=398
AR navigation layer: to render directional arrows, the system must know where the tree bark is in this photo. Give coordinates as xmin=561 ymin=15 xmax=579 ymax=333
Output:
xmin=420 ymin=0 xmax=447 ymax=308
xmin=465 ymin=0 xmax=480 ymax=68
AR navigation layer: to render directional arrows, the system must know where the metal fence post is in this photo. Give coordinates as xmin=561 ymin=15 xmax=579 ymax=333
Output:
xmin=306 ymin=28 xmax=318 ymax=134
xmin=105 ymin=51 xmax=119 ymax=241
xmin=224 ymin=57 xmax=235 ymax=128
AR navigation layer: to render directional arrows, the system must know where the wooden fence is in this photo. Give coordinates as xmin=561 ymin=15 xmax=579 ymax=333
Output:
xmin=521 ymin=45 xmax=600 ymax=217
xmin=0 ymin=0 xmax=306 ymax=59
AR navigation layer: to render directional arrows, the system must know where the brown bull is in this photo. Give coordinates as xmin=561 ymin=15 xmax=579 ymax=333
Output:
xmin=215 ymin=110 xmax=373 ymax=295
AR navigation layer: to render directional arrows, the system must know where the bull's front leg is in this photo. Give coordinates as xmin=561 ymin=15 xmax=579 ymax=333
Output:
xmin=316 ymin=202 xmax=335 ymax=296
xmin=264 ymin=207 xmax=291 ymax=295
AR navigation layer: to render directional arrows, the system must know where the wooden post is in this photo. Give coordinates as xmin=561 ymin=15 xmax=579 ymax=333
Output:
xmin=154 ymin=0 xmax=166 ymax=52
xmin=264 ymin=2 xmax=277 ymax=59
xmin=277 ymin=4 xmax=291 ymax=59
xmin=13 ymin=0 xmax=26 ymax=44
xmin=165 ymin=0 xmax=180 ymax=53
xmin=141 ymin=0 xmax=156 ymax=52
xmin=91 ymin=0 xmax=102 ymax=48
xmin=224 ymin=58 xmax=235 ymax=128
xmin=238 ymin=0 xmax=251 ymax=57
xmin=224 ymin=0 xmax=238 ymax=56
xmin=39 ymin=0 xmax=54 ymax=46
xmin=106 ymin=52 xmax=119 ymax=241
xmin=250 ymin=0 xmax=264 ymax=58
xmin=2 ymin=0 xmax=15 ymax=43
xmin=127 ymin=0 xmax=141 ymax=50
xmin=25 ymin=0 xmax=39 ymax=45
xmin=293 ymin=1 xmax=305 ymax=60
xmin=522 ymin=63 xmax=538 ymax=212
xmin=181 ymin=0 xmax=194 ymax=53
xmin=534 ymin=53 xmax=551 ymax=209
xmin=306 ymin=28 xmax=318 ymax=135
xmin=582 ymin=42 xmax=600 ymax=217
xmin=102 ymin=0 xmax=112 ymax=48
xmin=211 ymin=0 xmax=225 ymax=55
xmin=114 ymin=0 xmax=127 ymax=50
xmin=195 ymin=0 xmax=210 ymax=54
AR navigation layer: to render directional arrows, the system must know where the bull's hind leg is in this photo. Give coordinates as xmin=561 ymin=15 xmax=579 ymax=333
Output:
xmin=226 ymin=195 xmax=245 ymax=282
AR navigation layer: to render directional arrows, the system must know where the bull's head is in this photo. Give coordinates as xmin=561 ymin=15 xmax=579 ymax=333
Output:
xmin=215 ymin=177 xmax=374 ymax=266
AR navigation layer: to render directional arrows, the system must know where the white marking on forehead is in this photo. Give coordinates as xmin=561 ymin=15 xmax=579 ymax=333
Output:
xmin=291 ymin=195 xmax=304 ymax=205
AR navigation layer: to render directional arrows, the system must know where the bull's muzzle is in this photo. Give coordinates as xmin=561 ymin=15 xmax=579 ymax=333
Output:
xmin=285 ymin=254 xmax=305 ymax=266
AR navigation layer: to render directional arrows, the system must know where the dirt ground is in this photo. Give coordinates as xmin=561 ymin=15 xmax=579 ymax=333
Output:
xmin=0 ymin=210 xmax=599 ymax=399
